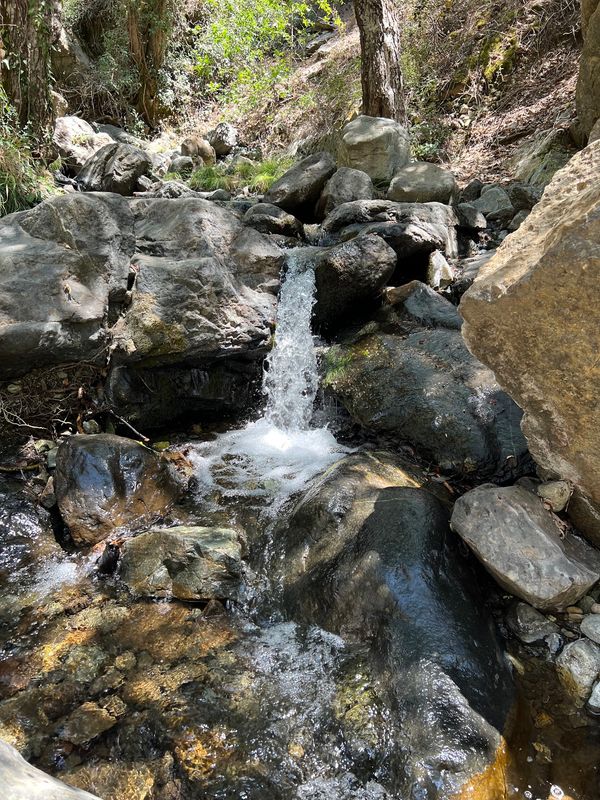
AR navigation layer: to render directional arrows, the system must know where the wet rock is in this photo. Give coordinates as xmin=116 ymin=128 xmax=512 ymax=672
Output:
xmin=119 ymin=525 xmax=243 ymax=601
xmin=451 ymin=485 xmax=600 ymax=610
xmin=60 ymin=700 xmax=120 ymax=745
xmin=472 ymin=185 xmax=514 ymax=225
xmin=64 ymin=761 xmax=155 ymax=800
xmin=55 ymin=434 xmax=181 ymax=546
xmin=279 ymin=451 xmax=513 ymax=800
xmin=556 ymin=638 xmax=600 ymax=704
xmin=77 ymin=143 xmax=152 ymax=196
xmin=387 ymin=161 xmax=457 ymax=204
xmin=180 ymin=136 xmax=216 ymax=164
xmin=208 ymin=122 xmax=238 ymax=156
xmin=506 ymin=602 xmax=559 ymax=645
xmin=313 ymin=234 xmax=397 ymax=331
xmin=264 ymin=152 xmax=336 ymax=217
xmin=316 ymin=167 xmax=373 ymax=219
xmin=460 ymin=141 xmax=600 ymax=546
xmin=53 ymin=116 xmax=113 ymax=174
xmin=243 ymin=202 xmax=304 ymax=237
xmin=0 ymin=739 xmax=100 ymax=799
xmin=581 ymin=615 xmax=600 ymax=644
xmin=338 ymin=115 xmax=410 ymax=183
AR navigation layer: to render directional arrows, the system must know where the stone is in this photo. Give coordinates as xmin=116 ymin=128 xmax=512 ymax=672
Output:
xmin=169 ymin=155 xmax=194 ymax=175
xmin=384 ymin=281 xmax=462 ymax=330
xmin=243 ymin=202 xmax=304 ymax=238
xmin=450 ymin=485 xmax=600 ymax=610
xmin=472 ymin=185 xmax=514 ymax=226
xmin=460 ymin=141 xmax=600 ymax=546
xmin=506 ymin=183 xmax=542 ymax=211
xmin=556 ymin=638 xmax=600 ymax=704
xmin=60 ymin=701 xmax=119 ymax=745
xmin=325 ymin=323 xmax=528 ymax=480
xmin=537 ymin=480 xmax=572 ymax=512
xmin=508 ymin=210 xmax=529 ymax=231
xmin=387 ymin=162 xmax=457 ymax=204
xmin=55 ymin=434 xmax=182 ymax=546
xmin=577 ymin=0 xmax=600 ymax=139
xmin=587 ymin=680 xmax=600 ymax=713
xmin=506 ymin=601 xmax=558 ymax=645
xmin=278 ymin=451 xmax=513 ymax=800
xmin=264 ymin=151 xmax=336 ymax=217
xmin=460 ymin=178 xmax=484 ymax=203
xmin=338 ymin=115 xmax=411 ymax=183
xmin=512 ymin=129 xmax=575 ymax=187
xmin=581 ymin=615 xmax=600 ymax=644
xmin=208 ymin=122 xmax=238 ymax=156
xmin=77 ymin=143 xmax=152 ymax=196
xmin=457 ymin=202 xmax=487 ymax=231
xmin=53 ymin=116 xmax=113 ymax=174
xmin=315 ymin=167 xmax=374 ymax=219
xmin=313 ymin=233 xmax=397 ymax=331
xmin=426 ymin=250 xmax=454 ymax=289
xmin=0 ymin=739 xmax=100 ymax=799
xmin=180 ymin=136 xmax=216 ymax=164
xmin=119 ymin=526 xmax=243 ymax=601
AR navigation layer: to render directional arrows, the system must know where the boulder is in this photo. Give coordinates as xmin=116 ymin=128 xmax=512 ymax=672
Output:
xmin=460 ymin=178 xmax=484 ymax=203
xmin=512 ymin=130 xmax=575 ymax=187
xmin=556 ymin=638 xmax=600 ymax=705
xmin=208 ymin=122 xmax=238 ymax=156
xmin=77 ymin=143 xmax=152 ymax=196
xmin=426 ymin=250 xmax=454 ymax=289
xmin=457 ymin=202 xmax=487 ymax=232
xmin=180 ymin=136 xmax=216 ymax=164
xmin=324 ymin=299 xmax=528 ymax=478
xmin=313 ymin=233 xmax=397 ymax=330
xmin=384 ymin=280 xmax=462 ymax=330
xmin=506 ymin=183 xmax=542 ymax=212
xmin=387 ymin=162 xmax=457 ymax=204
xmin=451 ymin=250 xmax=495 ymax=300
xmin=471 ymin=185 xmax=514 ymax=226
xmin=169 ymin=155 xmax=194 ymax=175
xmin=0 ymin=739 xmax=100 ymax=800
xmin=577 ymin=0 xmax=600 ymax=139
xmin=55 ymin=434 xmax=182 ymax=546
xmin=315 ymin=167 xmax=373 ymax=219
xmin=53 ymin=116 xmax=113 ymax=174
xmin=278 ymin=451 xmax=513 ymax=800
xmin=338 ymin=115 xmax=411 ymax=183
xmin=460 ymin=141 xmax=600 ymax=545
xmin=450 ymin=485 xmax=600 ymax=611
xmin=119 ymin=526 xmax=243 ymax=601
xmin=507 ymin=210 xmax=529 ymax=231
xmin=264 ymin=152 xmax=336 ymax=217
xmin=243 ymin=202 xmax=304 ymax=238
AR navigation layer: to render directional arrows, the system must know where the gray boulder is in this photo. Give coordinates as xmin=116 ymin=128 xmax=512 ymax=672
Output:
xmin=169 ymin=155 xmax=194 ymax=175
xmin=55 ymin=434 xmax=182 ymax=546
xmin=387 ymin=162 xmax=457 ymax=204
xmin=315 ymin=167 xmax=373 ymax=219
xmin=119 ymin=525 xmax=243 ymax=601
xmin=581 ymin=614 xmax=600 ymax=644
xmin=313 ymin=233 xmax=397 ymax=331
xmin=243 ymin=202 xmax=304 ymax=238
xmin=506 ymin=601 xmax=559 ymax=645
xmin=384 ymin=280 xmax=462 ymax=330
xmin=209 ymin=122 xmax=238 ymax=156
xmin=556 ymin=638 xmax=600 ymax=705
xmin=457 ymin=202 xmax=487 ymax=231
xmin=459 ymin=178 xmax=484 ymax=203
xmin=451 ymin=485 xmax=600 ymax=610
xmin=78 ymin=143 xmax=152 ymax=196
xmin=472 ymin=185 xmax=515 ymax=225
xmin=264 ymin=151 xmax=336 ymax=216
xmin=0 ymin=739 xmax=100 ymax=800
xmin=338 ymin=115 xmax=411 ymax=183
xmin=53 ymin=116 xmax=113 ymax=173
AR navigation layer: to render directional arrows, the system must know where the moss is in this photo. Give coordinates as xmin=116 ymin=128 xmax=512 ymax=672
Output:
xmin=322 ymin=346 xmax=354 ymax=388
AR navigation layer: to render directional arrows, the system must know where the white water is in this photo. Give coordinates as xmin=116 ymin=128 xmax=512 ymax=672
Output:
xmin=189 ymin=250 xmax=345 ymax=510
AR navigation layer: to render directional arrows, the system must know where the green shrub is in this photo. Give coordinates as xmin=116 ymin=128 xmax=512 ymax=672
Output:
xmin=188 ymin=155 xmax=295 ymax=193
xmin=0 ymin=90 xmax=42 ymax=217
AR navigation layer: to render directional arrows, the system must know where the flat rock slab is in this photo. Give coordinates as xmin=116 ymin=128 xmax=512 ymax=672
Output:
xmin=451 ymin=485 xmax=600 ymax=610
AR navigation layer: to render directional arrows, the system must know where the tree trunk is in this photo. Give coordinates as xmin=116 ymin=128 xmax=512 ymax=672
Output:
xmin=354 ymin=0 xmax=404 ymax=121
xmin=127 ymin=0 xmax=170 ymax=129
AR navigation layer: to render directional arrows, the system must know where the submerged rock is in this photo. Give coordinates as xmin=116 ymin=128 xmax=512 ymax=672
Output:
xmin=338 ymin=115 xmax=410 ymax=183
xmin=264 ymin=152 xmax=336 ymax=217
xmin=119 ymin=526 xmax=243 ymax=601
xmin=556 ymin=638 xmax=600 ymax=705
xmin=55 ymin=434 xmax=182 ymax=546
xmin=506 ymin=601 xmax=559 ymax=645
xmin=451 ymin=485 xmax=600 ymax=610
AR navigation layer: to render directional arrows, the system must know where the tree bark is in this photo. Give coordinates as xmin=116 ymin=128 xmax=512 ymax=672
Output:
xmin=127 ymin=0 xmax=170 ymax=129
xmin=354 ymin=0 xmax=404 ymax=121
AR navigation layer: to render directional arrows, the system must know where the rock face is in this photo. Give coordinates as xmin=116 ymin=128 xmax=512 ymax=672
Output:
xmin=577 ymin=0 xmax=600 ymax=139
xmin=119 ymin=526 xmax=243 ymax=601
xmin=278 ymin=452 xmax=513 ymax=800
xmin=338 ymin=116 xmax=410 ymax=183
xmin=53 ymin=116 xmax=113 ymax=173
xmin=77 ymin=143 xmax=152 ymax=195
xmin=264 ymin=152 xmax=336 ymax=217
xmin=315 ymin=167 xmax=373 ymax=219
xmin=0 ymin=739 xmax=100 ymax=800
xmin=55 ymin=434 xmax=182 ymax=546
xmin=451 ymin=485 xmax=600 ymax=611
xmin=324 ymin=285 xmax=528 ymax=479
xmin=460 ymin=141 xmax=600 ymax=544
xmin=313 ymin=233 xmax=397 ymax=330
xmin=387 ymin=162 xmax=457 ymax=204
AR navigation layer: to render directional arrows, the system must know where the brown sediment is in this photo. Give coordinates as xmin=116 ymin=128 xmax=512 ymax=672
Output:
xmin=450 ymin=739 xmax=509 ymax=800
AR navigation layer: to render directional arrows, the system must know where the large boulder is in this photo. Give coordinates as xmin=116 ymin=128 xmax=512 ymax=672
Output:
xmin=315 ymin=167 xmax=373 ymax=219
xmin=313 ymin=233 xmax=397 ymax=331
xmin=208 ymin=122 xmax=238 ymax=156
xmin=451 ymin=485 xmax=600 ymax=611
xmin=324 ymin=284 xmax=528 ymax=479
xmin=180 ymin=136 xmax=216 ymax=164
xmin=338 ymin=116 xmax=410 ymax=183
xmin=460 ymin=141 xmax=600 ymax=544
xmin=119 ymin=525 xmax=243 ymax=601
xmin=278 ymin=451 xmax=514 ymax=800
xmin=77 ymin=143 xmax=152 ymax=196
xmin=243 ymin=202 xmax=304 ymax=238
xmin=0 ymin=739 xmax=100 ymax=800
xmin=577 ymin=0 xmax=600 ymax=139
xmin=471 ymin=185 xmax=514 ymax=226
xmin=53 ymin=116 xmax=113 ymax=173
xmin=264 ymin=152 xmax=336 ymax=217
xmin=387 ymin=162 xmax=457 ymax=204
xmin=54 ymin=434 xmax=182 ymax=546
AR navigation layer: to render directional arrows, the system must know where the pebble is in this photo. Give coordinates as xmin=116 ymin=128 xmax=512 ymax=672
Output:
xmin=537 ymin=480 xmax=572 ymax=512
xmin=6 ymin=383 xmax=22 ymax=394
xmin=579 ymin=595 xmax=596 ymax=614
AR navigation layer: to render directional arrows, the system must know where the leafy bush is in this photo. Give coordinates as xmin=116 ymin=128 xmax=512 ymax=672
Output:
xmin=0 ymin=90 xmax=43 ymax=217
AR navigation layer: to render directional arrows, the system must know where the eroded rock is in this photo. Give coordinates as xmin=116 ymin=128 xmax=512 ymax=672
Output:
xmin=78 ymin=143 xmax=152 ymax=196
